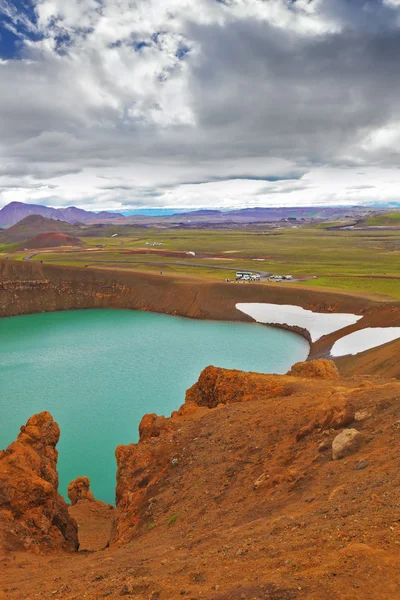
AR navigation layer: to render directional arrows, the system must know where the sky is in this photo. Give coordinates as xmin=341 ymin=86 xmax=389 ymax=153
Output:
xmin=1 ymin=0 xmax=400 ymax=211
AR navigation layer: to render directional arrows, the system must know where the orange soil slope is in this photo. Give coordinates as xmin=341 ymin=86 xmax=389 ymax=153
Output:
xmin=3 ymin=361 xmax=400 ymax=599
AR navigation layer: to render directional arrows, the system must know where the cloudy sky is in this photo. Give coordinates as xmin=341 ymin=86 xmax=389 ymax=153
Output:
xmin=1 ymin=0 xmax=400 ymax=211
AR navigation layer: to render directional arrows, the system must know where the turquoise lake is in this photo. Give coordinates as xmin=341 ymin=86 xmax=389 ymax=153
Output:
xmin=0 ymin=309 xmax=309 ymax=504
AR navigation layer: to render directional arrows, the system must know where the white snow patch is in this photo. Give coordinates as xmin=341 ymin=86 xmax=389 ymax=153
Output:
xmin=331 ymin=328 xmax=400 ymax=357
xmin=236 ymin=303 xmax=362 ymax=342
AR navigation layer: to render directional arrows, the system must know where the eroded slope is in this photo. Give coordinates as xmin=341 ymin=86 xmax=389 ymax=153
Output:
xmin=3 ymin=361 xmax=400 ymax=599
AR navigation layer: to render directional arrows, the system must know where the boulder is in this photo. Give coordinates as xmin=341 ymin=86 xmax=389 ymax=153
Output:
xmin=68 ymin=476 xmax=95 ymax=505
xmin=0 ymin=411 xmax=78 ymax=552
xmin=139 ymin=413 xmax=169 ymax=441
xmin=332 ymin=428 xmax=363 ymax=460
xmin=288 ymin=359 xmax=340 ymax=380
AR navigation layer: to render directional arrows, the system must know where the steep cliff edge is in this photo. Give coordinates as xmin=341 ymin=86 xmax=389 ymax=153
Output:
xmin=0 ymin=412 xmax=78 ymax=553
xmin=107 ymin=361 xmax=400 ymax=598
xmin=2 ymin=258 xmax=400 ymax=377
xmin=0 ymin=258 xmax=372 ymax=323
xmin=3 ymin=361 xmax=400 ymax=598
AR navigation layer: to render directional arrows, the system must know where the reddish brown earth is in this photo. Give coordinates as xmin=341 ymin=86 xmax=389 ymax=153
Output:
xmin=67 ymin=476 xmax=114 ymax=552
xmin=2 ymin=361 xmax=400 ymax=599
xmin=20 ymin=233 xmax=83 ymax=249
xmin=334 ymin=337 xmax=400 ymax=379
xmin=68 ymin=499 xmax=114 ymax=553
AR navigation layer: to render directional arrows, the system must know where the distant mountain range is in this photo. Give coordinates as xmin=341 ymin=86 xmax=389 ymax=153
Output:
xmin=110 ymin=205 xmax=380 ymax=225
xmin=0 ymin=201 xmax=123 ymax=226
xmin=1 ymin=206 xmax=399 ymax=248
xmin=1 ymin=201 xmax=397 ymax=233
xmin=208 ymin=206 xmax=376 ymax=220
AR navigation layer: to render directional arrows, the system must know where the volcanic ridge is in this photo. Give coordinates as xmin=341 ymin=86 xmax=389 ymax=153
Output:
xmin=2 ymin=359 xmax=400 ymax=599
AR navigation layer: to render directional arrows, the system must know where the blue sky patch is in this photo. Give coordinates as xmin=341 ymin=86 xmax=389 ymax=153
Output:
xmin=0 ymin=0 xmax=40 ymax=59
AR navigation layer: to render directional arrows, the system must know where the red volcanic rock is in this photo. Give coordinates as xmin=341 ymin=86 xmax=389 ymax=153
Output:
xmin=113 ymin=432 xmax=176 ymax=544
xmin=111 ymin=365 xmax=400 ymax=556
xmin=185 ymin=365 xmax=286 ymax=408
xmin=0 ymin=411 xmax=78 ymax=552
xmin=288 ymin=359 xmax=340 ymax=379
xmin=111 ymin=366 xmax=297 ymax=545
xmin=67 ymin=476 xmax=95 ymax=505
xmin=22 ymin=232 xmax=83 ymax=249
xmin=139 ymin=413 xmax=172 ymax=441
xmin=112 ymin=367 xmax=290 ymax=544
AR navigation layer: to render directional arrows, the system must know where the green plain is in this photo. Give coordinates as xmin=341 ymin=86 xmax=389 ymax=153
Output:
xmin=1 ymin=226 xmax=399 ymax=300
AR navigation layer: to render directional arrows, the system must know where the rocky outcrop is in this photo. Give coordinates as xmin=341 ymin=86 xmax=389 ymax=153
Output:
xmin=112 ymin=363 xmax=315 ymax=545
xmin=288 ymin=359 xmax=340 ymax=379
xmin=5 ymin=365 xmax=400 ymax=598
xmin=138 ymin=413 xmax=171 ymax=441
xmin=111 ymin=362 xmax=400 ymax=550
xmin=113 ymin=421 xmax=179 ymax=544
xmin=185 ymin=365 xmax=286 ymax=408
xmin=67 ymin=476 xmax=95 ymax=505
xmin=0 ymin=411 xmax=78 ymax=553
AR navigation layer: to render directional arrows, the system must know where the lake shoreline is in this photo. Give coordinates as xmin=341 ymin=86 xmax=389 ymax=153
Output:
xmin=1 ymin=259 xmax=400 ymax=376
xmin=0 ymin=308 xmax=309 ymax=504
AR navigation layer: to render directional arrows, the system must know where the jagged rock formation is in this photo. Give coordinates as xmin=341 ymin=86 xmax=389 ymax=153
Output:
xmin=138 ymin=413 xmax=171 ymax=441
xmin=4 ymin=361 xmax=400 ymax=598
xmin=68 ymin=476 xmax=95 ymax=505
xmin=0 ymin=412 xmax=78 ymax=552
xmin=111 ymin=361 xmax=399 ymax=550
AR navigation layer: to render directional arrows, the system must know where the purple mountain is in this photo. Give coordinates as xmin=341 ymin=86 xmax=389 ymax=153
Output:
xmin=0 ymin=201 xmax=122 ymax=226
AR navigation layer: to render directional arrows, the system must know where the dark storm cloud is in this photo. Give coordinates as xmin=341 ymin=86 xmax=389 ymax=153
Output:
xmin=188 ymin=18 xmax=400 ymax=164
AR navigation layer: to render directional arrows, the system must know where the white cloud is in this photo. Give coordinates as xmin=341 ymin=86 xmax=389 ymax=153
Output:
xmin=1 ymin=0 xmax=400 ymax=210
xmin=384 ymin=0 xmax=400 ymax=7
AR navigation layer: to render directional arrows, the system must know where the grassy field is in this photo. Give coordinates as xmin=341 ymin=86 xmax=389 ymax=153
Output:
xmin=0 ymin=243 xmax=18 ymax=254
xmin=1 ymin=226 xmax=399 ymax=300
xmin=362 ymin=212 xmax=400 ymax=226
